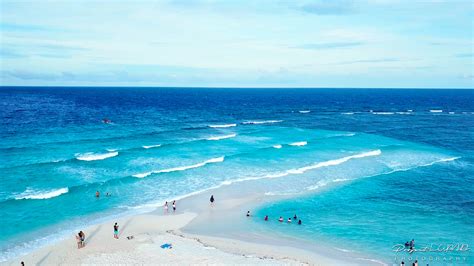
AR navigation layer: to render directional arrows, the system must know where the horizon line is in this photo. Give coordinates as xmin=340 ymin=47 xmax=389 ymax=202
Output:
xmin=1 ymin=85 xmax=473 ymax=90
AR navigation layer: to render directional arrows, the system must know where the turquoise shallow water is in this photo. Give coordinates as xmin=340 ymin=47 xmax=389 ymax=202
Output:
xmin=1 ymin=87 xmax=473 ymax=264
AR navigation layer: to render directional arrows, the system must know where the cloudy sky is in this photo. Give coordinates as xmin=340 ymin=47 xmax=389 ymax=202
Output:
xmin=0 ymin=0 xmax=472 ymax=88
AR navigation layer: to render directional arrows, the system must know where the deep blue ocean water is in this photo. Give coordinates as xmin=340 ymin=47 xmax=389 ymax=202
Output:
xmin=1 ymin=87 xmax=473 ymax=264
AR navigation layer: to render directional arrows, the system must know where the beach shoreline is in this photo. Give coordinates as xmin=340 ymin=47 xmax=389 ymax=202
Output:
xmin=2 ymin=181 xmax=385 ymax=266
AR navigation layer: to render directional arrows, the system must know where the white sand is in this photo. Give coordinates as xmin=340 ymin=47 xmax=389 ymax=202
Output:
xmin=4 ymin=212 xmax=343 ymax=265
xmin=3 ymin=184 xmax=380 ymax=265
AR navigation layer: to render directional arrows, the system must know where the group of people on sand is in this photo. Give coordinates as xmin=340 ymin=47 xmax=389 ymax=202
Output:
xmin=75 ymin=231 xmax=86 ymax=249
xmin=246 ymin=211 xmax=302 ymax=225
xmin=75 ymin=222 xmax=120 ymax=249
xmin=163 ymin=200 xmax=177 ymax=213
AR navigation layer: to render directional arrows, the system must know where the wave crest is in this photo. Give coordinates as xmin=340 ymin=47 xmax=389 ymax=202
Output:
xmin=208 ymin=124 xmax=237 ymax=128
xmin=14 ymin=187 xmax=69 ymax=200
xmin=289 ymin=141 xmax=307 ymax=146
xmin=143 ymin=144 xmax=161 ymax=149
xmin=242 ymin=120 xmax=282 ymax=125
xmin=206 ymin=134 xmax=237 ymax=141
xmin=133 ymin=157 xmax=225 ymax=178
xmin=372 ymin=112 xmax=394 ymax=115
xmin=76 ymin=151 xmax=118 ymax=161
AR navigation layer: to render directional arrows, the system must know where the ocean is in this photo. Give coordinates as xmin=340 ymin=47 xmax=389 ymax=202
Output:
xmin=1 ymin=87 xmax=473 ymax=264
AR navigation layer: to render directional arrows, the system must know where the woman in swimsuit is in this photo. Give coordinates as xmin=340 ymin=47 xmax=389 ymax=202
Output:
xmin=76 ymin=233 xmax=82 ymax=249
xmin=113 ymin=223 xmax=119 ymax=239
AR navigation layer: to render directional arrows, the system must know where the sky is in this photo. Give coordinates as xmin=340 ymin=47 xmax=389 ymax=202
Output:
xmin=0 ymin=0 xmax=473 ymax=88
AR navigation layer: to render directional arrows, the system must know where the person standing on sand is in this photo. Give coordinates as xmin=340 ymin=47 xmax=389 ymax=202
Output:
xmin=79 ymin=231 xmax=85 ymax=247
xmin=113 ymin=223 xmax=119 ymax=239
xmin=76 ymin=233 xmax=82 ymax=249
xmin=172 ymin=200 xmax=176 ymax=212
xmin=164 ymin=201 xmax=168 ymax=213
xmin=210 ymin=195 xmax=215 ymax=206
xmin=246 ymin=211 xmax=250 ymax=217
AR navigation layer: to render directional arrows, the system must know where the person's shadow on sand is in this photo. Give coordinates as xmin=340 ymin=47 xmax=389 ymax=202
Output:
xmin=37 ymin=251 xmax=52 ymax=266
xmin=118 ymin=218 xmax=133 ymax=238
xmin=85 ymin=225 xmax=102 ymax=244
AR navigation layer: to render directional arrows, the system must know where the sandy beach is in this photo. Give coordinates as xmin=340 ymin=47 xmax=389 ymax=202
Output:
xmin=3 ymin=183 xmax=379 ymax=266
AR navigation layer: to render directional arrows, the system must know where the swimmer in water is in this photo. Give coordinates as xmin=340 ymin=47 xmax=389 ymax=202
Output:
xmin=278 ymin=217 xmax=283 ymax=222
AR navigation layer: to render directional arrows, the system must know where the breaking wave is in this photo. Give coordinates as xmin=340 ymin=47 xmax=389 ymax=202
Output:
xmin=133 ymin=157 xmax=225 ymax=178
xmin=76 ymin=151 xmax=118 ymax=161
xmin=289 ymin=141 xmax=307 ymax=146
xmin=242 ymin=120 xmax=283 ymax=125
xmin=142 ymin=144 xmax=161 ymax=149
xmin=206 ymin=134 xmax=237 ymax=141
xmin=209 ymin=124 xmax=237 ymax=128
xmin=14 ymin=187 xmax=69 ymax=200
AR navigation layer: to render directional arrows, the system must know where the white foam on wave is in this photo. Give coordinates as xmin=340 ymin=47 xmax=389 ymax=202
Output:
xmin=14 ymin=187 xmax=69 ymax=200
xmin=341 ymin=112 xmax=354 ymax=115
xmin=449 ymin=112 xmax=455 ymax=114
xmin=242 ymin=120 xmax=283 ymax=125
xmin=372 ymin=112 xmax=394 ymax=115
xmin=299 ymin=110 xmax=311 ymax=113
xmin=288 ymin=150 xmax=382 ymax=174
xmin=114 ymin=156 xmax=464 ymax=219
xmin=392 ymin=156 xmax=460 ymax=171
xmin=396 ymin=112 xmax=411 ymax=115
xmin=217 ymin=150 xmax=382 ymax=189
xmin=106 ymin=148 xmax=117 ymax=152
xmin=305 ymin=156 xmax=460 ymax=193
xmin=289 ymin=141 xmax=307 ymax=146
xmin=208 ymin=124 xmax=237 ymax=128
xmin=76 ymin=151 xmax=118 ymax=161
xmin=430 ymin=109 xmax=443 ymax=113
xmin=307 ymin=178 xmax=350 ymax=191
xmin=273 ymin=144 xmax=282 ymax=149
xmin=133 ymin=157 xmax=225 ymax=178
xmin=143 ymin=144 xmax=161 ymax=149
xmin=335 ymin=133 xmax=355 ymax=137
xmin=206 ymin=134 xmax=237 ymax=141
